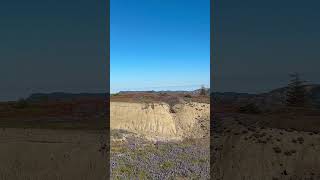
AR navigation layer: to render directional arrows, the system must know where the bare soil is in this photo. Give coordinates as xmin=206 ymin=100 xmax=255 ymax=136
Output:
xmin=212 ymin=111 xmax=320 ymax=180
xmin=0 ymin=128 xmax=108 ymax=180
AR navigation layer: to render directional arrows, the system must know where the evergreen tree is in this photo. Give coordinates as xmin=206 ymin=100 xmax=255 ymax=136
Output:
xmin=286 ymin=72 xmax=307 ymax=107
xmin=15 ymin=98 xmax=29 ymax=109
xmin=200 ymin=85 xmax=207 ymax=96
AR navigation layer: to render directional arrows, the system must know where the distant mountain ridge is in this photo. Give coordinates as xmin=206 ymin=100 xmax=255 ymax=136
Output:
xmin=25 ymin=89 xmax=210 ymax=102
xmin=212 ymin=84 xmax=320 ymax=108
xmin=24 ymin=85 xmax=320 ymax=108
xmin=26 ymin=92 xmax=108 ymax=102
xmin=118 ymin=88 xmax=210 ymax=95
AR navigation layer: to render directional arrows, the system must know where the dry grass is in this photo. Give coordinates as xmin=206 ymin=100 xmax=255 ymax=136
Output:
xmin=110 ymin=92 xmax=209 ymax=104
xmin=0 ymin=100 xmax=107 ymax=130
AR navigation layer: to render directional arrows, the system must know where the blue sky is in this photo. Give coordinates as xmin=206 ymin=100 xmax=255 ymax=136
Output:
xmin=110 ymin=0 xmax=210 ymax=93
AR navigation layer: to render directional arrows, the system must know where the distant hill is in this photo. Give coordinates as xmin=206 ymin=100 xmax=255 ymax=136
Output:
xmin=26 ymin=92 xmax=108 ymax=102
xmin=212 ymin=84 xmax=320 ymax=109
xmin=118 ymin=88 xmax=210 ymax=95
xmin=24 ymin=84 xmax=320 ymax=108
xmin=25 ymin=89 xmax=211 ymax=103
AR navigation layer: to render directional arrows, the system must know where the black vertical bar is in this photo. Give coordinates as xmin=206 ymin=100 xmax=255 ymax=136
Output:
xmin=106 ymin=0 xmax=110 ymax=178
xmin=210 ymin=0 xmax=214 ymax=179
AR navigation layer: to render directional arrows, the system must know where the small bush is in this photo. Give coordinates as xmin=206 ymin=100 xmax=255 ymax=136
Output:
xmin=199 ymin=85 xmax=207 ymax=96
xmin=14 ymin=98 xmax=29 ymax=109
xmin=239 ymin=103 xmax=261 ymax=114
xmin=286 ymin=72 xmax=307 ymax=107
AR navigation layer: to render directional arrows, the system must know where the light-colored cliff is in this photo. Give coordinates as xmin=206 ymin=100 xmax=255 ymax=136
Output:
xmin=110 ymin=102 xmax=209 ymax=140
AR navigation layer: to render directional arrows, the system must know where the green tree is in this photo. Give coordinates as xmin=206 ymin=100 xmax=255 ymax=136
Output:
xmin=199 ymin=85 xmax=207 ymax=96
xmin=286 ymin=73 xmax=307 ymax=107
xmin=15 ymin=98 xmax=29 ymax=109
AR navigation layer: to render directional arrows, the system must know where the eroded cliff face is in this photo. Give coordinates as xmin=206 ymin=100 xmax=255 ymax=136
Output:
xmin=110 ymin=102 xmax=209 ymax=141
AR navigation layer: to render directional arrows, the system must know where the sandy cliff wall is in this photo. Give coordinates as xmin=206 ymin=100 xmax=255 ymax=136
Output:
xmin=110 ymin=102 xmax=209 ymax=140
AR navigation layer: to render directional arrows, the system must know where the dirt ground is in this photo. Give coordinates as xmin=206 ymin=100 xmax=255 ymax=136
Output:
xmin=212 ymin=112 xmax=320 ymax=180
xmin=0 ymin=128 xmax=108 ymax=180
xmin=111 ymin=132 xmax=209 ymax=179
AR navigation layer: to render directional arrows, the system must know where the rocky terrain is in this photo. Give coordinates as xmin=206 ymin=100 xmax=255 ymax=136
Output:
xmin=111 ymin=132 xmax=209 ymax=179
xmin=211 ymin=110 xmax=320 ymax=180
xmin=110 ymin=101 xmax=209 ymax=141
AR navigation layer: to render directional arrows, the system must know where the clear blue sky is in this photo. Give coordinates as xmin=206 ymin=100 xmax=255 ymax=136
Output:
xmin=110 ymin=0 xmax=210 ymax=93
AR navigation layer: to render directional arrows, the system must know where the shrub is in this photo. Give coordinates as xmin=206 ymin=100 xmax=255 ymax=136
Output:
xmin=199 ymin=85 xmax=207 ymax=96
xmin=286 ymin=72 xmax=307 ymax=107
xmin=239 ymin=103 xmax=261 ymax=114
xmin=15 ymin=98 xmax=29 ymax=109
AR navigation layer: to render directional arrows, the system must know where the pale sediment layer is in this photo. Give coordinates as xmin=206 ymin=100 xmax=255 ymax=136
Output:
xmin=110 ymin=102 xmax=209 ymax=141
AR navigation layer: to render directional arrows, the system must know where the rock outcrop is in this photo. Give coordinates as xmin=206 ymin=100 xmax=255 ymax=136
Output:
xmin=110 ymin=102 xmax=209 ymax=141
